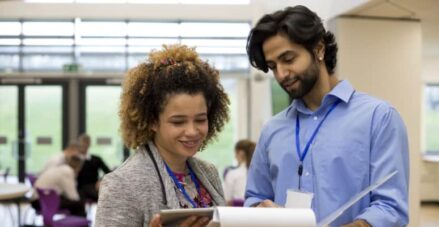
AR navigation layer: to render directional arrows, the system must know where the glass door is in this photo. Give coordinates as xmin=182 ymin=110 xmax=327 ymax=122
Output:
xmin=0 ymin=86 xmax=18 ymax=178
xmin=80 ymin=82 xmax=124 ymax=170
xmin=25 ymin=85 xmax=64 ymax=174
xmin=0 ymin=82 xmax=66 ymax=182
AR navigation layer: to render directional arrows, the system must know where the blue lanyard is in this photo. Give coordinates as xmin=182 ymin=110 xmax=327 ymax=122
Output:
xmin=164 ymin=161 xmax=205 ymax=208
xmin=295 ymin=100 xmax=341 ymax=179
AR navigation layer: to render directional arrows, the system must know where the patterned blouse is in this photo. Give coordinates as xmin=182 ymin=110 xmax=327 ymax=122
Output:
xmin=173 ymin=171 xmax=213 ymax=208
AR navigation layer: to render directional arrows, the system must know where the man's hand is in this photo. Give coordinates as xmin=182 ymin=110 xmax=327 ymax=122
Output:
xmin=341 ymin=219 xmax=371 ymax=227
xmin=256 ymin=199 xmax=282 ymax=208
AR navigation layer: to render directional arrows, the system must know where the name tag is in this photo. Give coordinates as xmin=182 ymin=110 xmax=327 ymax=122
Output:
xmin=285 ymin=189 xmax=313 ymax=208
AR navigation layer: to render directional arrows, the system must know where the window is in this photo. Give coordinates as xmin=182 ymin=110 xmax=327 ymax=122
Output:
xmin=0 ymin=20 xmax=250 ymax=73
xmin=271 ymin=78 xmax=290 ymax=115
xmin=424 ymin=84 xmax=439 ymax=154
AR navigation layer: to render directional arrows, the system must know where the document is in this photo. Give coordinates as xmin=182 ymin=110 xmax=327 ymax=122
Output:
xmin=160 ymin=207 xmax=315 ymax=227
xmin=207 ymin=207 xmax=316 ymax=227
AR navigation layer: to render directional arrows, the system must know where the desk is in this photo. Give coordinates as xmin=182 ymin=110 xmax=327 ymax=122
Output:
xmin=0 ymin=183 xmax=30 ymax=226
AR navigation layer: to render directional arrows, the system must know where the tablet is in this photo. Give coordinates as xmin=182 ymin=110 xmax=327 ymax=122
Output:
xmin=160 ymin=207 xmax=214 ymax=226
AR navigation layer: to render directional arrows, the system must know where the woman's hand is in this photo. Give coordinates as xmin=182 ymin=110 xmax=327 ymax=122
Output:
xmin=149 ymin=214 xmax=163 ymax=227
xmin=179 ymin=216 xmax=211 ymax=227
xmin=149 ymin=214 xmax=211 ymax=227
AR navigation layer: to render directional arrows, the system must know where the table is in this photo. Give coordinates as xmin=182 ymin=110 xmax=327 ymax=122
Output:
xmin=0 ymin=183 xmax=30 ymax=226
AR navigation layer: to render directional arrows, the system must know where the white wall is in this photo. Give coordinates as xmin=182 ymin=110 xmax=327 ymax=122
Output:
xmin=332 ymin=17 xmax=422 ymax=226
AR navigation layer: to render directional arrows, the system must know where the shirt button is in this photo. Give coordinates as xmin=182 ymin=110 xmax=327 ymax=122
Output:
xmin=313 ymin=116 xmax=318 ymax=120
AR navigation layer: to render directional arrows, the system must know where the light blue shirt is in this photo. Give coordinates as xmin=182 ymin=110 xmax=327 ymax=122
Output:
xmin=245 ymin=80 xmax=409 ymax=226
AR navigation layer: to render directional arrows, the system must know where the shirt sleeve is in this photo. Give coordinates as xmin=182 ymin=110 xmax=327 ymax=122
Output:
xmin=244 ymin=128 xmax=275 ymax=207
xmin=98 ymin=157 xmax=111 ymax=174
xmin=60 ymin=167 xmax=80 ymax=201
xmin=356 ymin=104 xmax=409 ymax=226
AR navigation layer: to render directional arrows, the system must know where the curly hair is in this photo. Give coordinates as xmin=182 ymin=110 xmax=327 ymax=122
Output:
xmin=119 ymin=44 xmax=230 ymax=149
xmin=247 ymin=5 xmax=338 ymax=74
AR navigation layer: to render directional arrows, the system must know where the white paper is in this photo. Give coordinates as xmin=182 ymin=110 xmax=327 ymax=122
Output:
xmin=285 ymin=190 xmax=314 ymax=208
xmin=207 ymin=207 xmax=316 ymax=227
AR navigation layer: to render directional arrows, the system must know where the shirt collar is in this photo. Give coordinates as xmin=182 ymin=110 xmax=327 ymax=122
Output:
xmin=286 ymin=80 xmax=355 ymax=116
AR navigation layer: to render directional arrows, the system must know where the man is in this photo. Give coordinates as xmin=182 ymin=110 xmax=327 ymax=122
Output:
xmin=76 ymin=134 xmax=110 ymax=202
xmin=33 ymin=154 xmax=86 ymax=217
xmin=244 ymin=5 xmax=409 ymax=227
xmin=39 ymin=141 xmax=79 ymax=175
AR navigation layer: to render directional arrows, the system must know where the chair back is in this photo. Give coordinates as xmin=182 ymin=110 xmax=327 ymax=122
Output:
xmin=36 ymin=187 xmax=61 ymax=226
xmin=3 ymin=167 xmax=10 ymax=182
xmin=27 ymin=173 xmax=37 ymax=186
xmin=231 ymin=199 xmax=245 ymax=207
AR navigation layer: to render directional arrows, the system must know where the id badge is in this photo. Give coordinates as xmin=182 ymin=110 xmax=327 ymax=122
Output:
xmin=285 ymin=189 xmax=314 ymax=208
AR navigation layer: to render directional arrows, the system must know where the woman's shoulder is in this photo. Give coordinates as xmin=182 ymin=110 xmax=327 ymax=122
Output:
xmin=102 ymin=150 xmax=155 ymax=186
xmin=190 ymin=156 xmax=217 ymax=172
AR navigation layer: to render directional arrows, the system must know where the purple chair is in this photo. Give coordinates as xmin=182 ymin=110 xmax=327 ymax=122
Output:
xmin=231 ymin=199 xmax=244 ymax=207
xmin=27 ymin=173 xmax=37 ymax=186
xmin=36 ymin=188 xmax=89 ymax=227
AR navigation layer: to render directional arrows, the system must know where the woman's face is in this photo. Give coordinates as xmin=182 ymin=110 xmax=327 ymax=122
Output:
xmin=235 ymin=149 xmax=246 ymax=164
xmin=152 ymin=92 xmax=208 ymax=162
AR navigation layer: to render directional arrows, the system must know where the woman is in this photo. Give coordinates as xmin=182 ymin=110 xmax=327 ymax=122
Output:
xmin=223 ymin=139 xmax=255 ymax=206
xmin=95 ymin=44 xmax=230 ymax=226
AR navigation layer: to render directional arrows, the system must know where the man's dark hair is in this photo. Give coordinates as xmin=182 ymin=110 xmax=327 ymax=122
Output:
xmin=247 ymin=5 xmax=338 ymax=74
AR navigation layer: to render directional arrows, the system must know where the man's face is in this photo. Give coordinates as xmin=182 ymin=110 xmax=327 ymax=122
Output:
xmin=79 ymin=140 xmax=90 ymax=155
xmin=262 ymin=34 xmax=320 ymax=99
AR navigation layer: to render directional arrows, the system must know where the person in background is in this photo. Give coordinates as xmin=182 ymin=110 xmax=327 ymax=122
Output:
xmin=95 ymin=44 xmax=230 ymax=226
xmin=76 ymin=133 xmax=110 ymax=202
xmin=223 ymin=139 xmax=255 ymax=206
xmin=244 ymin=5 xmax=409 ymax=227
xmin=32 ymin=154 xmax=86 ymax=217
xmin=39 ymin=141 xmax=79 ymax=175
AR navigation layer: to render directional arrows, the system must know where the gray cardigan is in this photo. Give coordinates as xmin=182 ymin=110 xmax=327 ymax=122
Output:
xmin=95 ymin=142 xmax=225 ymax=226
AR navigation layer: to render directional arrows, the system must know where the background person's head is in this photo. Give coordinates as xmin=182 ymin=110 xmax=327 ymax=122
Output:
xmin=67 ymin=154 xmax=83 ymax=175
xmin=234 ymin=139 xmax=256 ymax=169
xmin=78 ymin=133 xmax=91 ymax=156
xmin=119 ymin=44 xmax=230 ymax=159
xmin=63 ymin=141 xmax=80 ymax=159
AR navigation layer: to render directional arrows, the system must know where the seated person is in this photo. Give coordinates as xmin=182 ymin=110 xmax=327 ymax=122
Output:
xmin=76 ymin=134 xmax=111 ymax=202
xmin=32 ymin=154 xmax=86 ymax=217
xmin=39 ymin=141 xmax=79 ymax=175
xmin=223 ymin=139 xmax=256 ymax=206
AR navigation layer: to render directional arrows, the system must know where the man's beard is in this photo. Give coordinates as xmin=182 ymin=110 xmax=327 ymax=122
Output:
xmin=281 ymin=60 xmax=320 ymax=100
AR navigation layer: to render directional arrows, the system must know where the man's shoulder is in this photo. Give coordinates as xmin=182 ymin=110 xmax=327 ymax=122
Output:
xmin=350 ymin=91 xmax=396 ymax=114
xmin=90 ymin=154 xmax=104 ymax=161
xmin=45 ymin=164 xmax=74 ymax=178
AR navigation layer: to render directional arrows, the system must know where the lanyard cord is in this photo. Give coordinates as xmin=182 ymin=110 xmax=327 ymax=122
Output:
xmin=295 ymin=99 xmax=342 ymax=189
xmin=164 ymin=161 xmax=205 ymax=208
xmin=145 ymin=144 xmax=168 ymax=205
